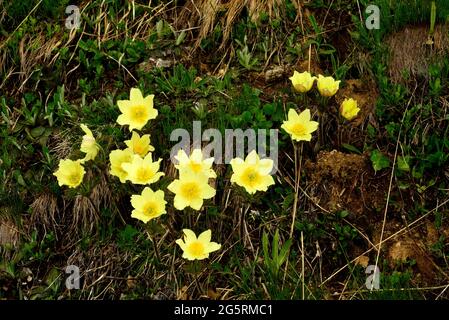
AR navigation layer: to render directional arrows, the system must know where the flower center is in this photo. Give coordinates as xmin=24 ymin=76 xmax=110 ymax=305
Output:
xmin=142 ymin=201 xmax=158 ymax=217
xmin=291 ymin=123 xmax=307 ymax=136
xmin=68 ymin=172 xmax=81 ymax=185
xmin=136 ymin=167 xmax=152 ymax=182
xmin=187 ymin=241 xmax=205 ymax=257
xmin=242 ymin=167 xmax=261 ymax=187
xmin=133 ymin=144 xmax=145 ymax=155
xmin=180 ymin=182 xmax=201 ymax=200
xmin=130 ymin=105 xmax=148 ymax=123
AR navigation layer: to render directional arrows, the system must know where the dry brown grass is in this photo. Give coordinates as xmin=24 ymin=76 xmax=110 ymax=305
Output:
xmin=0 ymin=0 xmax=171 ymax=96
xmin=387 ymin=23 xmax=449 ymax=83
xmin=1 ymin=0 xmax=302 ymax=95
xmin=66 ymin=243 xmax=132 ymax=299
xmin=0 ymin=220 xmax=19 ymax=247
xmin=176 ymin=0 xmax=301 ymax=50
xmin=17 ymin=33 xmax=62 ymax=91
xmin=48 ymin=130 xmax=73 ymax=160
xmin=0 ymin=207 xmax=21 ymax=261
xmin=89 ymin=174 xmax=115 ymax=213
xmin=29 ymin=187 xmax=102 ymax=242
xmin=29 ymin=193 xmax=60 ymax=236
xmin=70 ymin=194 xmax=100 ymax=238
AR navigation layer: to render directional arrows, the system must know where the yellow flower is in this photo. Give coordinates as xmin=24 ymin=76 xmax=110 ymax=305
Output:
xmin=79 ymin=124 xmax=99 ymax=163
xmin=109 ymin=149 xmax=134 ymax=183
xmin=53 ymin=159 xmax=85 ymax=188
xmin=122 ymin=154 xmax=164 ymax=185
xmin=289 ymin=71 xmax=317 ymax=93
xmin=130 ymin=187 xmax=167 ymax=223
xmin=317 ymin=75 xmax=341 ymax=97
xmin=116 ymin=88 xmax=158 ymax=131
xmin=230 ymin=150 xmax=275 ymax=194
xmin=167 ymin=171 xmax=216 ymax=210
xmin=175 ymin=229 xmax=221 ymax=261
xmin=281 ymin=108 xmax=318 ymax=142
xmin=340 ymin=98 xmax=360 ymax=121
xmin=125 ymin=131 xmax=155 ymax=157
xmin=175 ymin=148 xmax=216 ymax=179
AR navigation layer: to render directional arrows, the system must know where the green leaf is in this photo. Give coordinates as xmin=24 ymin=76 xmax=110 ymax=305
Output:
xmin=45 ymin=267 xmax=61 ymax=293
xmin=278 ymin=239 xmax=292 ymax=269
xmin=341 ymin=143 xmax=362 ymax=154
xmin=176 ymin=30 xmax=186 ymax=46
xmin=13 ymin=170 xmax=26 ymax=187
xmin=339 ymin=210 xmax=350 ymax=218
xmin=263 ymin=103 xmax=275 ymax=116
xmin=430 ymin=1 xmax=436 ymax=35
xmin=272 ymin=230 xmax=279 ymax=264
xmin=370 ymin=150 xmax=390 ymax=172
xmin=30 ymin=126 xmax=46 ymax=138
xmin=397 ymin=155 xmax=411 ymax=172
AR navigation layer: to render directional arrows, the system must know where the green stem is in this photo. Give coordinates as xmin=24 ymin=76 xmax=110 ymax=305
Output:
xmin=430 ymin=1 xmax=436 ymax=36
xmin=193 ymin=260 xmax=202 ymax=294
xmin=146 ymin=225 xmax=160 ymax=262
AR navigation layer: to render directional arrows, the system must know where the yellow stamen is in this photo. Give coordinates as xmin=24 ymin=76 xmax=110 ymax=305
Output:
xmin=180 ymin=182 xmax=200 ymax=200
xmin=188 ymin=241 xmax=205 ymax=256
xmin=291 ymin=123 xmax=307 ymax=136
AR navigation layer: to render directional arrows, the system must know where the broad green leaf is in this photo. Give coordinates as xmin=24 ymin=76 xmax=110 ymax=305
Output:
xmin=370 ymin=150 xmax=390 ymax=172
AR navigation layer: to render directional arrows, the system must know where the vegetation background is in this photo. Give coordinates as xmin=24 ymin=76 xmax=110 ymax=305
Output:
xmin=1 ymin=0 xmax=449 ymax=299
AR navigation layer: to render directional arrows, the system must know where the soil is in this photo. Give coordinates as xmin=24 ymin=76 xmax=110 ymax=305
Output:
xmin=371 ymin=219 xmax=449 ymax=282
xmin=386 ymin=23 xmax=449 ymax=84
xmin=304 ymin=150 xmax=389 ymax=223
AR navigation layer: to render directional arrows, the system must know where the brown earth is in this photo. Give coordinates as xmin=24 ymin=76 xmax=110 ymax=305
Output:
xmin=304 ymin=150 xmax=389 ymax=219
xmin=386 ymin=24 xmax=449 ymax=83
xmin=372 ymin=219 xmax=449 ymax=282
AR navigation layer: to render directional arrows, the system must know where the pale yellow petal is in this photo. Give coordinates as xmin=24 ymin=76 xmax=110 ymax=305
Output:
xmin=191 ymin=149 xmax=203 ymax=162
xmin=167 ymin=180 xmax=180 ymax=193
xmin=130 ymin=88 xmax=144 ymax=101
xmin=201 ymin=184 xmax=216 ymax=199
xmin=117 ymin=114 xmax=130 ymax=126
xmin=206 ymin=242 xmax=221 ymax=253
xmin=189 ymin=198 xmax=204 ymax=210
xmin=80 ymin=124 xmax=93 ymax=136
xmin=306 ymin=121 xmax=319 ymax=133
xmin=258 ymin=158 xmax=274 ymax=175
xmin=297 ymin=109 xmax=311 ymax=122
xmin=131 ymin=210 xmax=151 ymax=223
xmin=175 ymin=149 xmax=190 ymax=164
xmin=117 ymin=100 xmax=132 ymax=113
xmin=173 ymin=194 xmax=188 ymax=210
xmin=198 ymin=229 xmax=211 ymax=244
xmin=142 ymin=94 xmax=154 ymax=106
xmin=230 ymin=157 xmax=244 ymax=168
xmin=287 ymin=108 xmax=299 ymax=121
xmin=246 ymin=150 xmax=259 ymax=164
xmin=183 ymin=229 xmax=197 ymax=243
